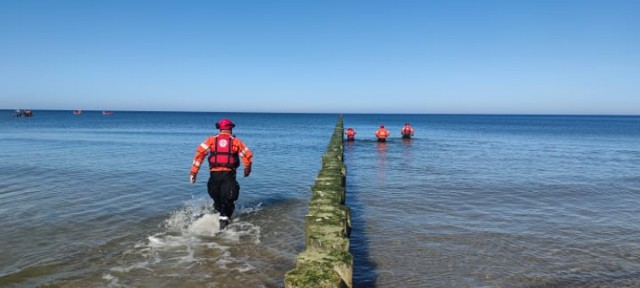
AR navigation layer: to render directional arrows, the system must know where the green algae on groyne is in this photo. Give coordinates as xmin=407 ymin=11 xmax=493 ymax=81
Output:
xmin=285 ymin=115 xmax=353 ymax=288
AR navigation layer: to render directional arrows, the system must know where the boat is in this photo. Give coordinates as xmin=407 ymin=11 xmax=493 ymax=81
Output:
xmin=73 ymin=110 xmax=82 ymax=115
xmin=102 ymin=111 xmax=114 ymax=115
xmin=15 ymin=109 xmax=34 ymax=117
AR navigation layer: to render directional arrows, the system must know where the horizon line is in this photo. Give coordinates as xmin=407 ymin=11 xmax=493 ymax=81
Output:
xmin=3 ymin=108 xmax=639 ymax=117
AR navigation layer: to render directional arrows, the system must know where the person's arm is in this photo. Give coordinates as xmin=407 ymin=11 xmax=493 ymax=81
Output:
xmin=189 ymin=137 xmax=212 ymax=183
xmin=235 ymin=138 xmax=253 ymax=177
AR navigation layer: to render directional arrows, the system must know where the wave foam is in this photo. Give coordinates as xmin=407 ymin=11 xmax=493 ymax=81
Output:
xmin=105 ymin=199 xmax=263 ymax=284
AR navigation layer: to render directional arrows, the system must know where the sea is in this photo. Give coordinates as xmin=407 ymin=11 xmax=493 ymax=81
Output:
xmin=1 ymin=110 xmax=639 ymax=288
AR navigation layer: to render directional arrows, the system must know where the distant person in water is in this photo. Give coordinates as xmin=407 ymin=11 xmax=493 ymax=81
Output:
xmin=375 ymin=125 xmax=390 ymax=142
xmin=189 ymin=118 xmax=253 ymax=230
xmin=401 ymin=122 xmax=415 ymax=139
xmin=345 ymin=127 xmax=356 ymax=141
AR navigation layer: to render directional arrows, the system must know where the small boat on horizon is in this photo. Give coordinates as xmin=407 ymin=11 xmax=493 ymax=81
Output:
xmin=73 ymin=110 xmax=82 ymax=115
xmin=14 ymin=109 xmax=33 ymax=117
xmin=102 ymin=111 xmax=114 ymax=115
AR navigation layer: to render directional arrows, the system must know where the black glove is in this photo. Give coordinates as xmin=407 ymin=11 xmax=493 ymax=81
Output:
xmin=244 ymin=166 xmax=251 ymax=177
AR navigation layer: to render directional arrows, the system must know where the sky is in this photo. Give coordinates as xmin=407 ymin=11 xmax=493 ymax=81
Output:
xmin=1 ymin=0 xmax=638 ymax=114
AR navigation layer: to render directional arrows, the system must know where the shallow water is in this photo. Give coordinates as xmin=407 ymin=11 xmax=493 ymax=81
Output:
xmin=345 ymin=114 xmax=640 ymax=287
xmin=1 ymin=111 xmax=640 ymax=287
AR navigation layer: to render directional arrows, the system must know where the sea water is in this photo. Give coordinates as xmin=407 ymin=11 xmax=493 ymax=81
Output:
xmin=1 ymin=111 xmax=639 ymax=287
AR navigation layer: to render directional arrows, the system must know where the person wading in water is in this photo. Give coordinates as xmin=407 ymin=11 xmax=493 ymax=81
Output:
xmin=189 ymin=118 xmax=253 ymax=230
xmin=375 ymin=125 xmax=390 ymax=142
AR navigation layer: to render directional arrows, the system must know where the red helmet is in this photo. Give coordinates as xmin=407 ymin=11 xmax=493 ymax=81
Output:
xmin=380 ymin=125 xmax=385 ymax=128
xmin=216 ymin=118 xmax=235 ymax=130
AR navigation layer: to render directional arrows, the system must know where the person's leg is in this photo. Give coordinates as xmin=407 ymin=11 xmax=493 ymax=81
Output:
xmin=218 ymin=171 xmax=240 ymax=229
xmin=207 ymin=173 xmax=223 ymax=213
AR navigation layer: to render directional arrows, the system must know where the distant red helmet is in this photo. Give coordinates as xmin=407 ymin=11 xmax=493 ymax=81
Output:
xmin=380 ymin=125 xmax=384 ymax=128
xmin=216 ymin=118 xmax=236 ymax=130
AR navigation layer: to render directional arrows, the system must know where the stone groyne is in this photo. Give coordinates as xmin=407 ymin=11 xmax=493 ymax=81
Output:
xmin=284 ymin=116 xmax=353 ymax=288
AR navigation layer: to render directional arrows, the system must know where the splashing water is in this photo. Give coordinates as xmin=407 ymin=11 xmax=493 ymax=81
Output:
xmin=102 ymin=200 xmax=264 ymax=286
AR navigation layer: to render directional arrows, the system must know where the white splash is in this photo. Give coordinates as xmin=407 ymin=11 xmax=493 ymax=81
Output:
xmin=187 ymin=213 xmax=220 ymax=236
xmin=107 ymin=198 xmax=264 ymax=281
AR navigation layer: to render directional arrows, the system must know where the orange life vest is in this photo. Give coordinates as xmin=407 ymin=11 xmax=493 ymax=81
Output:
xmin=346 ymin=129 xmax=355 ymax=139
xmin=375 ymin=128 xmax=389 ymax=139
xmin=208 ymin=134 xmax=239 ymax=169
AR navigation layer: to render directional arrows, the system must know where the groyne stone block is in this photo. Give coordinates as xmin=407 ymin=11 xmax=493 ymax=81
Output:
xmin=314 ymin=177 xmax=344 ymax=188
xmin=284 ymin=266 xmax=345 ymax=288
xmin=309 ymin=187 xmax=345 ymax=206
xmin=285 ymin=249 xmax=353 ymax=288
xmin=305 ymin=206 xmax=351 ymax=239
xmin=313 ymin=185 xmax=345 ymax=196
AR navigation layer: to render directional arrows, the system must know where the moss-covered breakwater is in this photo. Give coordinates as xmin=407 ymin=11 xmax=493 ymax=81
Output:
xmin=285 ymin=115 xmax=353 ymax=288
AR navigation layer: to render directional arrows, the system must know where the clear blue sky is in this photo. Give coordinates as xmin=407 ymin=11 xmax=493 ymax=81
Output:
xmin=1 ymin=0 xmax=638 ymax=114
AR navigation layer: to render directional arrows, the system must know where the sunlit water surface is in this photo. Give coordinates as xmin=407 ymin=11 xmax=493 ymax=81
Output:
xmin=1 ymin=111 xmax=639 ymax=287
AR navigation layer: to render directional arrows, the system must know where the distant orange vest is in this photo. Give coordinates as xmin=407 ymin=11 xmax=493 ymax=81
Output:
xmin=345 ymin=129 xmax=356 ymax=140
xmin=375 ymin=128 xmax=389 ymax=139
